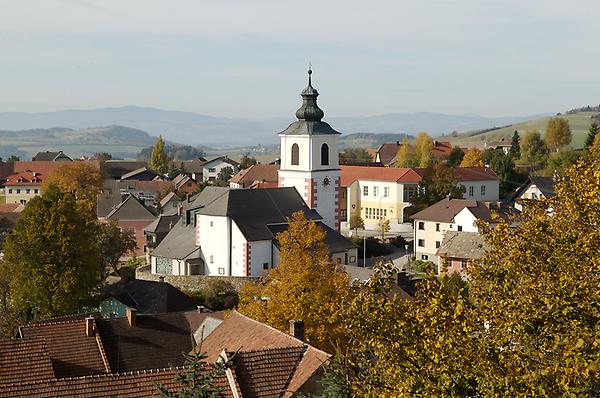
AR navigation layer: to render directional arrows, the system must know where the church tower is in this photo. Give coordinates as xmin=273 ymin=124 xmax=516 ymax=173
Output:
xmin=278 ymin=69 xmax=341 ymax=231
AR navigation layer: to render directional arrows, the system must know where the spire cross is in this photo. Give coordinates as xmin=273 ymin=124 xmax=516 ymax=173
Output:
xmin=308 ymin=62 xmax=312 ymax=86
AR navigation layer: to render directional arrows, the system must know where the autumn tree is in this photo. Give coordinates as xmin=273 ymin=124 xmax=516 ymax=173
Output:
xmin=519 ymin=130 xmax=548 ymax=169
xmin=378 ymin=219 xmax=390 ymax=240
xmin=1 ymin=185 xmax=103 ymax=319
xmin=395 ymin=138 xmax=418 ymax=167
xmin=459 ymin=148 xmax=484 ymax=167
xmin=97 ymin=220 xmax=137 ymax=277
xmin=446 ymin=146 xmax=464 ymax=167
xmin=238 ymin=211 xmax=352 ymax=351
xmin=410 ymin=163 xmax=465 ymax=213
xmin=414 ymin=132 xmax=434 ymax=168
xmin=339 ymin=148 xmax=373 ymax=165
xmin=584 ymin=120 xmax=599 ymax=148
xmin=239 ymin=154 xmax=257 ymax=169
xmin=545 ymin=117 xmax=572 ymax=151
xmin=509 ymin=130 xmax=521 ymax=159
xmin=150 ymin=135 xmax=170 ymax=174
xmin=349 ymin=213 xmax=364 ymax=235
xmin=42 ymin=161 xmax=104 ymax=217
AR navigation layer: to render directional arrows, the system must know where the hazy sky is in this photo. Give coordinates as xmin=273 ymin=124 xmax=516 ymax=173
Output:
xmin=1 ymin=0 xmax=599 ymax=118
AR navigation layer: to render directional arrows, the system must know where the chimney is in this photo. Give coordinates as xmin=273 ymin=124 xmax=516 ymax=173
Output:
xmin=85 ymin=316 xmax=95 ymax=337
xmin=158 ymin=275 xmax=165 ymax=283
xmin=177 ymin=205 xmax=183 ymax=215
xmin=289 ymin=319 xmax=305 ymax=341
xmin=126 ymin=307 xmax=137 ymax=327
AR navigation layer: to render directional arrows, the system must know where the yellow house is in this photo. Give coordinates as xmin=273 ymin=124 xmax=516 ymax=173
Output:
xmin=4 ymin=171 xmax=43 ymax=204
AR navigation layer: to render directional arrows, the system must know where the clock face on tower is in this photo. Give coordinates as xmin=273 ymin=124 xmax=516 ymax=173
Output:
xmin=323 ymin=177 xmax=330 ymax=187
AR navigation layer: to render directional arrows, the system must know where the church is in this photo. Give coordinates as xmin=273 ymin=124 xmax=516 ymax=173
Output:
xmin=149 ymin=70 xmax=358 ymax=277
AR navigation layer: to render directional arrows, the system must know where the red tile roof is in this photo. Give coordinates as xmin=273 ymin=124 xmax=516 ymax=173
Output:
xmin=0 ymin=337 xmax=55 ymax=385
xmin=229 ymin=164 xmax=280 ymax=188
xmin=3 ymin=170 xmax=45 ymax=186
xmin=0 ymin=366 xmax=234 ymax=398
xmin=340 ymin=165 xmax=422 ymax=187
xmin=20 ymin=319 xmax=110 ymax=378
xmin=201 ymin=311 xmax=330 ymax=396
xmin=453 ymin=166 xmax=499 ymax=181
xmin=0 ymin=203 xmax=24 ymax=212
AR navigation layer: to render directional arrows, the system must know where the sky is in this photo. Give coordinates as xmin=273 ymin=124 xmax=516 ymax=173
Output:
xmin=0 ymin=0 xmax=599 ymax=118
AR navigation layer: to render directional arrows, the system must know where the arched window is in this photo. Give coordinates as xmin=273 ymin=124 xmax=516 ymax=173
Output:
xmin=321 ymin=143 xmax=329 ymax=166
xmin=291 ymin=143 xmax=299 ymax=166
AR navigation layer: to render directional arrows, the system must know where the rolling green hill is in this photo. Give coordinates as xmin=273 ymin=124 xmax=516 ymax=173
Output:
xmin=444 ymin=112 xmax=597 ymax=148
xmin=339 ymin=133 xmax=412 ymax=149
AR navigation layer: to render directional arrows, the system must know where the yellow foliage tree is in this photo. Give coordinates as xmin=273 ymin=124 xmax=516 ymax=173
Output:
xmin=42 ymin=161 xmax=104 ymax=217
xmin=237 ymin=211 xmax=352 ymax=351
xmin=545 ymin=116 xmax=572 ymax=151
xmin=459 ymin=148 xmax=484 ymax=167
xmin=395 ymin=138 xmax=418 ymax=167
xmin=414 ymin=132 xmax=434 ymax=167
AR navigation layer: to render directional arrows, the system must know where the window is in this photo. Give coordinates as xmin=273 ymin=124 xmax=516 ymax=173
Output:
xmin=384 ymin=187 xmax=389 ymax=197
xmin=458 ymin=225 xmax=463 ymax=231
xmin=481 ymin=185 xmax=486 ymax=196
xmin=218 ymin=267 xmax=225 ymax=275
xmin=210 ymin=221 xmax=213 ymax=227
xmin=435 ymin=223 xmax=440 ymax=232
xmin=350 ymin=255 xmax=356 ymax=263
xmin=418 ymin=221 xmax=425 ymax=230
xmin=403 ymin=185 xmax=417 ymax=202
xmin=373 ymin=186 xmax=379 ymax=197
xmin=436 ymin=241 xmax=441 ymax=249
xmin=461 ymin=260 xmax=468 ymax=269
xmin=340 ymin=209 xmax=347 ymax=218
xmin=263 ymin=262 xmax=269 ymax=270
xmin=208 ymin=167 xmax=216 ymax=173
xmin=26 ymin=189 xmax=31 ymax=194
xmin=421 ymin=254 xmax=429 ymax=260
xmin=8 ymin=189 xmax=12 ymax=194
xmin=20 ymin=200 xmax=26 ymax=205
xmin=468 ymin=186 xmax=474 ymax=197
xmin=291 ymin=143 xmax=300 ymax=165
xmin=34 ymin=189 xmax=38 ymax=194
xmin=320 ymin=143 xmax=329 ymax=166
xmin=209 ymin=255 xmax=214 ymax=263
xmin=16 ymin=189 xmax=20 ymax=194
xmin=363 ymin=185 xmax=369 ymax=196
xmin=418 ymin=239 xmax=425 ymax=247
xmin=335 ymin=257 xmax=342 ymax=264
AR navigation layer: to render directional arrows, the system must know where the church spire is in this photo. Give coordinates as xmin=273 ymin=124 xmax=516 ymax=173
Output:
xmin=295 ymin=67 xmax=324 ymax=122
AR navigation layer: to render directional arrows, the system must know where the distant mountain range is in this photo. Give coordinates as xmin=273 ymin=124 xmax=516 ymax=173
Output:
xmin=0 ymin=106 xmax=546 ymax=148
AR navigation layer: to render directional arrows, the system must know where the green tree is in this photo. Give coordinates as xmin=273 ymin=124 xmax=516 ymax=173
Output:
xmin=97 ymin=221 xmax=137 ymax=277
xmin=544 ymin=149 xmax=581 ymax=177
xmin=216 ymin=166 xmax=234 ymax=185
xmin=395 ymin=138 xmax=418 ymax=167
xmin=545 ymin=117 xmax=572 ymax=151
xmin=238 ymin=211 xmax=352 ymax=351
xmin=239 ymin=154 xmax=257 ymax=169
xmin=339 ymin=148 xmax=373 ymax=165
xmin=1 ymin=185 xmax=103 ymax=319
xmin=349 ymin=213 xmax=364 ymax=235
xmin=509 ymin=130 xmax=521 ymax=159
xmin=584 ymin=120 xmax=599 ymax=148
xmin=150 ymin=135 xmax=170 ymax=174
xmin=410 ymin=163 xmax=465 ymax=213
xmin=446 ymin=146 xmax=464 ymax=167
xmin=6 ymin=155 xmax=20 ymax=162
xmin=459 ymin=148 xmax=484 ymax=167
xmin=520 ymin=130 xmax=548 ymax=169
xmin=488 ymin=150 xmax=515 ymax=192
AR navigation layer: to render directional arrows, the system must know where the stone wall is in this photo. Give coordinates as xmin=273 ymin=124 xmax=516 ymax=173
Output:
xmin=135 ymin=265 xmax=257 ymax=292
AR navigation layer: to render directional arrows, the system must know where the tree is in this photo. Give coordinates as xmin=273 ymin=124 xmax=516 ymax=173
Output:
xmin=150 ymin=135 xmax=170 ymax=174
xmin=378 ymin=219 xmax=390 ymax=240
xmin=446 ymin=146 xmax=464 ymax=167
xmin=238 ymin=211 xmax=352 ymax=351
xmin=544 ymin=149 xmax=580 ymax=177
xmin=488 ymin=150 xmax=515 ymax=192
xmin=395 ymin=138 xmax=418 ymax=168
xmin=7 ymin=155 xmax=20 ymax=162
xmin=545 ymin=117 xmax=572 ymax=151
xmin=520 ymin=130 xmax=548 ymax=169
xmin=156 ymin=350 xmax=233 ymax=398
xmin=92 ymin=152 xmax=112 ymax=162
xmin=414 ymin=132 xmax=434 ymax=168
xmin=42 ymin=161 xmax=104 ymax=217
xmin=97 ymin=221 xmax=137 ymax=277
xmin=410 ymin=163 xmax=465 ymax=213
xmin=459 ymin=148 xmax=484 ymax=167
xmin=349 ymin=213 xmax=364 ymax=235
xmin=0 ymin=185 xmax=102 ymax=319
xmin=216 ymin=166 xmax=234 ymax=183
xmin=584 ymin=120 xmax=599 ymax=148
xmin=239 ymin=154 xmax=257 ymax=169
xmin=339 ymin=148 xmax=373 ymax=165
xmin=509 ymin=130 xmax=521 ymax=159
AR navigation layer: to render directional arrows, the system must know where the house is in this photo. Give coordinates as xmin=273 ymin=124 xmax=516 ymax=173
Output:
xmin=3 ymin=171 xmax=44 ymax=204
xmin=411 ymin=196 xmax=511 ymax=267
xmin=121 ymin=166 xmax=165 ymax=181
xmin=436 ymin=231 xmax=489 ymax=277
xmin=172 ymin=172 xmax=199 ymax=193
xmin=376 ymin=140 xmax=462 ymax=166
xmin=98 ymin=179 xmax=175 ymax=211
xmin=150 ymin=186 xmax=358 ymax=277
xmin=100 ymin=194 xmax=157 ymax=256
xmin=202 ymin=156 xmax=240 ymax=182
xmin=170 ymin=158 xmax=206 ymax=181
xmin=513 ymin=176 xmax=556 ymax=211
xmin=144 ymin=213 xmax=181 ymax=250
xmin=103 ymin=160 xmax=147 ymax=179
xmin=32 ymin=150 xmax=72 ymax=162
xmin=99 ymin=278 xmax=196 ymax=318
xmin=229 ymin=164 xmax=279 ymax=188
xmin=339 ymin=165 xmax=500 ymax=232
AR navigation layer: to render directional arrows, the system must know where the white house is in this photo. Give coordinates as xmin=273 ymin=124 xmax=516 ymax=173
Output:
xmin=149 ymin=186 xmax=358 ymax=277
xmin=454 ymin=167 xmax=500 ymax=201
xmin=513 ymin=176 xmax=555 ymax=211
xmin=202 ymin=156 xmax=240 ymax=182
xmin=411 ymin=196 xmax=510 ymax=269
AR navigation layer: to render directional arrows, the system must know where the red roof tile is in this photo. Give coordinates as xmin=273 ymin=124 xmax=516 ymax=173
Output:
xmin=229 ymin=164 xmax=280 ymax=188
xmin=0 ymin=337 xmax=55 ymax=385
xmin=454 ymin=166 xmax=499 ymax=181
xmin=20 ymin=319 xmax=110 ymax=378
xmin=3 ymin=170 xmax=45 ymax=186
xmin=340 ymin=165 xmax=422 ymax=187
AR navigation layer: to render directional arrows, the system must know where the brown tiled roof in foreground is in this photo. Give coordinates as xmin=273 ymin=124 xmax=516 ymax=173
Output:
xmin=20 ymin=319 xmax=110 ymax=378
xmin=201 ymin=311 xmax=331 ymax=396
xmin=0 ymin=337 xmax=55 ymax=385
xmin=0 ymin=367 xmax=234 ymax=398
xmin=231 ymin=346 xmax=306 ymax=398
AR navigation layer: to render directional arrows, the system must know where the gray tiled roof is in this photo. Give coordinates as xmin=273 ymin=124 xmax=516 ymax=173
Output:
xmin=150 ymin=220 xmax=200 ymax=260
xmin=436 ymin=231 xmax=489 ymax=260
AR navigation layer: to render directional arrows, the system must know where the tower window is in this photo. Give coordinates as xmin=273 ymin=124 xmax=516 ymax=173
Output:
xmin=291 ymin=143 xmax=299 ymax=166
xmin=321 ymin=143 xmax=329 ymax=166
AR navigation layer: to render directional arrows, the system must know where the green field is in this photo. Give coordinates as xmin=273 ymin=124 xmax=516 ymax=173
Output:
xmin=444 ymin=112 xmax=596 ymax=148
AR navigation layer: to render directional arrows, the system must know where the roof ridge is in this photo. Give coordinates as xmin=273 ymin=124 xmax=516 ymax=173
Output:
xmin=24 ymin=318 xmax=86 ymax=328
